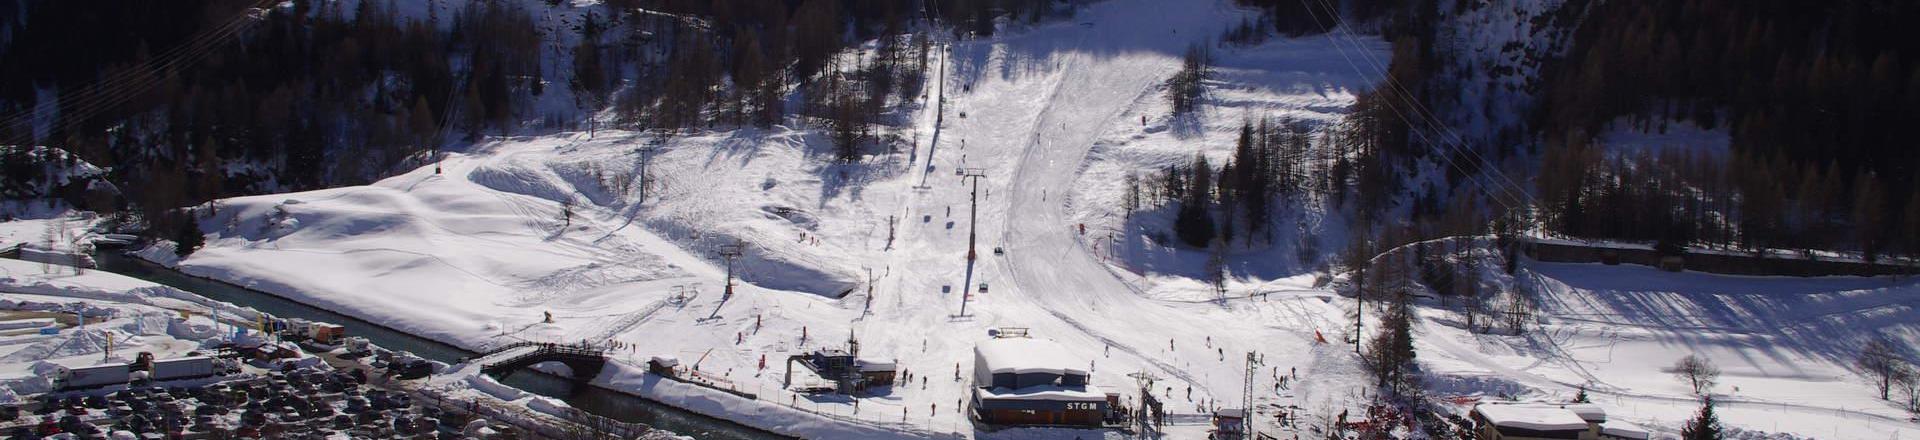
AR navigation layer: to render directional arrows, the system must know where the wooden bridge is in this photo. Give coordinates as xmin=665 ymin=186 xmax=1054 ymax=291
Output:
xmin=474 ymin=342 xmax=608 ymax=381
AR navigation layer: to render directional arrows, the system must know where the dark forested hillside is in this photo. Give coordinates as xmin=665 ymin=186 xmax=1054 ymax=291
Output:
xmin=1531 ymin=0 xmax=1920 ymax=259
xmin=0 ymin=0 xmax=1062 ymax=233
xmin=1323 ymin=0 xmax=1920 ymax=259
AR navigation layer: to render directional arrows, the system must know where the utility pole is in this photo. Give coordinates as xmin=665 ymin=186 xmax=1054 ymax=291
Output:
xmin=1354 ymin=270 xmax=1364 ymax=355
xmin=719 ymin=242 xmax=744 ymax=302
xmin=635 ymin=144 xmax=657 ymax=202
xmin=958 ymin=168 xmax=988 ymax=261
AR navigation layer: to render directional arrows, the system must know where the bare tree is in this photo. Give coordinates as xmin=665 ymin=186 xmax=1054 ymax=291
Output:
xmin=1460 ymin=276 xmax=1486 ymax=333
xmin=1123 ymin=171 xmax=1142 ymax=219
xmin=1673 ymin=354 xmax=1720 ymax=395
xmin=40 ymin=218 xmax=58 ymax=274
xmin=1856 ymin=338 xmax=1907 ymax=400
xmin=1502 ymin=289 xmax=1534 ymax=335
xmin=65 ymin=215 xmax=83 ymax=275
xmin=1896 ymin=365 xmax=1918 ymax=415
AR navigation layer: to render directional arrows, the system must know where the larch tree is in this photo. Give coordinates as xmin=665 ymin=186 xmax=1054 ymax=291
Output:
xmin=1852 ymin=172 xmax=1887 ymax=262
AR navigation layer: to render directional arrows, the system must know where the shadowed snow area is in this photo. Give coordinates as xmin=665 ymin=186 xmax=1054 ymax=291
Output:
xmin=1419 ymin=260 xmax=1920 ymax=439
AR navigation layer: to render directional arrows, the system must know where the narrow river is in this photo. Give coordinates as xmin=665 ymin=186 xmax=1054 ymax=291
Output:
xmin=92 ymin=252 xmax=789 ymax=440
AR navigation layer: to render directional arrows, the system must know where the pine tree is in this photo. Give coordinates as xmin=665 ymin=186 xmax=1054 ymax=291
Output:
xmin=1174 ymin=154 xmax=1216 ymax=248
xmin=1853 ymin=172 xmax=1887 ymax=262
xmin=174 ymin=218 xmax=205 ymax=259
xmin=1679 ymin=396 xmax=1723 ymax=440
xmin=1367 ymin=290 xmax=1418 ymax=395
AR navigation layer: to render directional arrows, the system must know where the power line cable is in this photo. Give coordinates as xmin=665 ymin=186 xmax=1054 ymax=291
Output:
xmin=0 ymin=0 xmax=275 ymax=145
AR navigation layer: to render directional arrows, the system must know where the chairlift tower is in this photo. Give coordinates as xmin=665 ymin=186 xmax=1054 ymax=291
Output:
xmin=719 ymin=242 xmax=744 ymax=301
xmin=958 ymin=168 xmax=988 ymax=261
xmin=1130 ymin=370 xmax=1164 ymax=434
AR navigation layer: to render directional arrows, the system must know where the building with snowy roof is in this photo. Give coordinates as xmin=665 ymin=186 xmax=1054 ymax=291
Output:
xmin=969 ymin=334 xmax=1109 ymax=427
xmin=1470 ymin=402 xmax=1648 ymax=440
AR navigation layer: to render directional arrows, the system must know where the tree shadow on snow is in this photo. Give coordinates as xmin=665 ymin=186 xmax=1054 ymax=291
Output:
xmin=1527 ymin=262 xmax=1920 ymax=371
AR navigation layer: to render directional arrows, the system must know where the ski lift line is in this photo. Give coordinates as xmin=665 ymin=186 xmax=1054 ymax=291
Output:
xmin=1294 ymin=0 xmax=1531 ymax=212
xmin=1277 ymin=2 xmax=1510 ymax=211
xmin=0 ymin=17 xmax=256 ymax=143
xmin=0 ymin=7 xmax=269 ymax=149
xmin=1303 ymin=0 xmax=1536 ymax=208
xmin=0 ymin=0 xmax=272 ymax=129
xmin=1298 ymin=0 xmax=1536 ymax=209
xmin=1283 ymin=17 xmax=1528 ymax=215
xmin=1290 ymin=0 xmax=1528 ymax=202
xmin=430 ymin=68 xmax=472 ymax=152
xmin=0 ymin=0 xmax=276 ymax=143
xmin=1303 ymin=0 xmax=1536 ymax=209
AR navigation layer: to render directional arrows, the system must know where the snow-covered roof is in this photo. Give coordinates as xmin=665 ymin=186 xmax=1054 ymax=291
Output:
xmin=153 ymin=356 xmax=211 ymax=364
xmin=1473 ymin=403 xmax=1591 ymax=432
xmin=1564 ymin=403 xmax=1606 ymax=422
xmin=977 ymin=383 xmax=1107 ymax=402
xmin=650 ymin=356 xmax=679 ymax=367
xmin=1602 ymin=421 xmax=1651 ymax=439
xmin=856 ymin=359 xmax=895 ymax=371
xmin=1214 ymin=408 xmax=1246 ymax=418
xmin=65 ymin=363 xmax=129 ymax=373
xmin=974 ymin=337 xmax=1088 ymax=376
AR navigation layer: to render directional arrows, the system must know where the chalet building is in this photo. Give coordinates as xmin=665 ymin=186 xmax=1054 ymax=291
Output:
xmin=1470 ymin=402 xmax=1649 ymax=440
xmin=969 ymin=333 xmax=1109 ymax=427
xmin=1210 ymin=407 xmax=1247 ymax=439
xmin=855 ymin=358 xmax=896 ymax=389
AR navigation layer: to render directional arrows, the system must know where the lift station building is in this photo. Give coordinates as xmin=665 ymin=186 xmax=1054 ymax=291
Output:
xmin=970 ymin=333 xmax=1109 ymax=427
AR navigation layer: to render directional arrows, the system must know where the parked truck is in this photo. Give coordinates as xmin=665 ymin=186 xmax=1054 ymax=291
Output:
xmin=299 ymin=322 xmax=345 ymax=345
xmin=148 ymin=356 xmax=218 ymax=381
xmin=54 ymin=363 xmax=131 ymax=390
xmin=280 ymin=319 xmax=347 ymax=346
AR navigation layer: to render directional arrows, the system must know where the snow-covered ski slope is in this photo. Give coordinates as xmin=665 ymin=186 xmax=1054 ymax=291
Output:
xmin=134 ymin=0 xmax=1920 ymax=438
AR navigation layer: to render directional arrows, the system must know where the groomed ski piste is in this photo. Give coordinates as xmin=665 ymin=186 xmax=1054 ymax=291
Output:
xmin=62 ymin=0 xmax=1918 ymax=438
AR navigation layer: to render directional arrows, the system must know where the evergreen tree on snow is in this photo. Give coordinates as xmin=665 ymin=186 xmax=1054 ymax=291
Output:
xmin=1680 ymin=396 xmax=1722 ymax=440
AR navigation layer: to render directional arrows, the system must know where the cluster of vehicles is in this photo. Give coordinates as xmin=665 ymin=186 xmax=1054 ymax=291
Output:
xmin=5 ymin=368 xmax=514 ymax=439
xmin=50 ymin=354 xmax=241 ymax=391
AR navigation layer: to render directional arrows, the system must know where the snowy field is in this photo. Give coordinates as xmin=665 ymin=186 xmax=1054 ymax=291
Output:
xmin=16 ymin=0 xmax=1909 ymax=438
xmin=0 ymin=258 xmax=262 ymax=400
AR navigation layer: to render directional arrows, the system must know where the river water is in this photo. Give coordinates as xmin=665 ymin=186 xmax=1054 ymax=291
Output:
xmin=92 ymin=252 xmax=788 ymax=440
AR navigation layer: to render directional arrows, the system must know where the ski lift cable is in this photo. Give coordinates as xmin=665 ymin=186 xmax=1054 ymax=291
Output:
xmin=1299 ymin=0 xmax=1537 ymax=209
xmin=0 ymin=0 xmax=277 ymax=145
xmin=0 ymin=0 xmax=273 ymax=131
xmin=1306 ymin=0 xmax=1536 ymax=207
xmin=1298 ymin=0 xmax=1532 ymax=211
xmin=1291 ymin=0 xmax=1527 ymax=212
